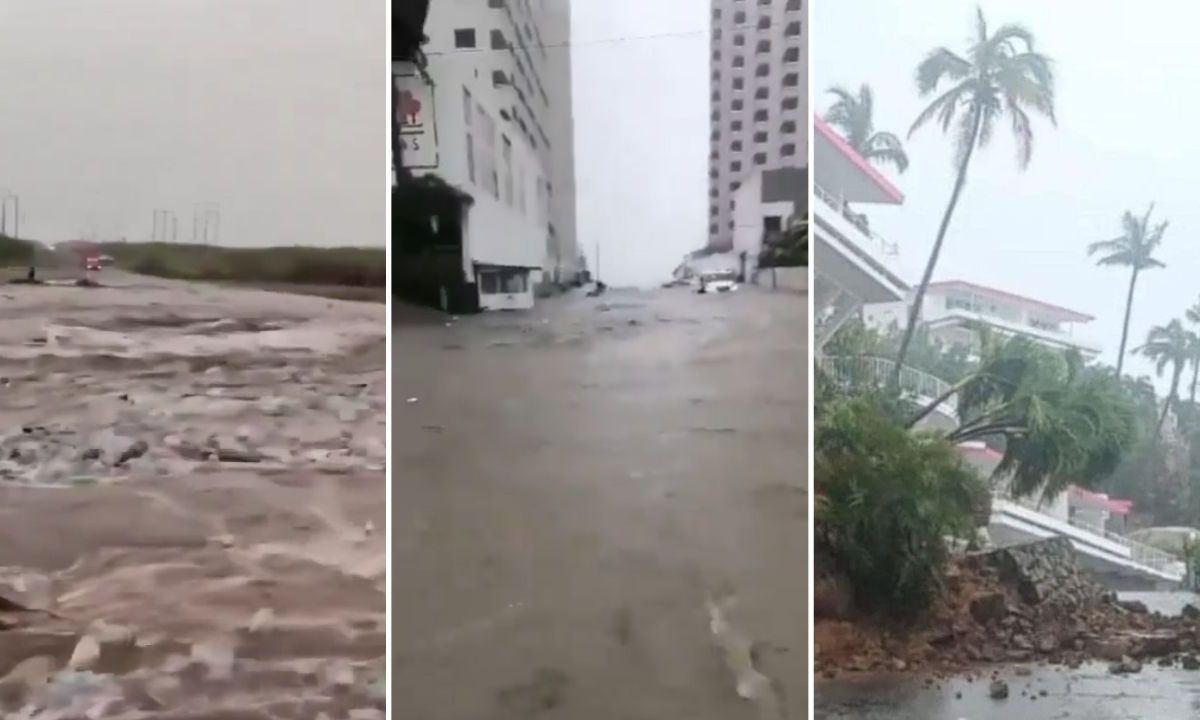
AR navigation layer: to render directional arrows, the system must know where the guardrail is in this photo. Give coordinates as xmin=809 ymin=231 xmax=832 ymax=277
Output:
xmin=1066 ymin=513 xmax=1184 ymax=576
xmin=818 ymin=355 xmax=955 ymax=411
xmin=813 ymin=184 xmax=899 ymax=256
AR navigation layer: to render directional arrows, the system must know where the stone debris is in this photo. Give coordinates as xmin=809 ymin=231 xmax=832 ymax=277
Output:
xmin=817 ymin=537 xmax=1200 ymax=677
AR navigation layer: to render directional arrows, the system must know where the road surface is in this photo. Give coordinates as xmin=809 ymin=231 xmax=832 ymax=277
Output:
xmin=393 ymin=287 xmax=808 ymax=718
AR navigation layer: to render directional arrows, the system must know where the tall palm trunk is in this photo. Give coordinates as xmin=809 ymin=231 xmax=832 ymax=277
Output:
xmin=892 ymin=107 xmax=984 ymax=387
xmin=1190 ymin=357 xmax=1200 ymax=408
xmin=1116 ymin=267 xmax=1139 ymax=377
xmin=1158 ymin=362 xmax=1184 ymax=436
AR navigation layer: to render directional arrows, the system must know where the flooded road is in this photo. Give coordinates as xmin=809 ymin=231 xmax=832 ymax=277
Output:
xmin=392 ymin=288 xmax=807 ymax=719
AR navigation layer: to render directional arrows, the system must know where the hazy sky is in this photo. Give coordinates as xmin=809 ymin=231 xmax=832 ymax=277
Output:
xmin=572 ymin=0 xmax=708 ymax=287
xmin=816 ymin=0 xmax=1197 ymax=386
xmin=0 ymin=0 xmax=383 ymax=247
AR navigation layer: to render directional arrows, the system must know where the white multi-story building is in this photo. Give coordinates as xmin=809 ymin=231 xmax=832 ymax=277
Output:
xmin=865 ymin=280 xmax=1102 ymax=358
xmin=812 ymin=114 xmax=908 ymax=349
xmin=394 ymin=0 xmax=577 ymax=311
xmin=708 ymin=0 xmax=807 ymax=250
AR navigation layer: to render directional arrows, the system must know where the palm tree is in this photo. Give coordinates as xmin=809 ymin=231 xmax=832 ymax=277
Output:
xmin=824 ymin=84 xmax=909 ymax=173
xmin=911 ymin=336 xmax=1136 ymax=500
xmin=1185 ymin=298 xmax=1200 ymax=407
xmin=1138 ymin=319 xmax=1194 ymax=434
xmin=890 ymin=7 xmax=1056 ymax=386
xmin=1087 ymin=205 xmax=1169 ymax=376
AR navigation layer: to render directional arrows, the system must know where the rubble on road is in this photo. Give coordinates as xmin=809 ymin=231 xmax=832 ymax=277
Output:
xmin=816 ymin=537 xmax=1200 ymax=677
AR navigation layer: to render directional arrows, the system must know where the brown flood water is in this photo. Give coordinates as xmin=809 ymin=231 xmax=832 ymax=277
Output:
xmin=393 ymin=287 xmax=808 ymax=718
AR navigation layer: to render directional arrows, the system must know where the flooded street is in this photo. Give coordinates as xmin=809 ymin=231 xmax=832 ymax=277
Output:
xmin=0 ymin=273 xmax=386 ymax=718
xmin=393 ymin=287 xmax=808 ymax=718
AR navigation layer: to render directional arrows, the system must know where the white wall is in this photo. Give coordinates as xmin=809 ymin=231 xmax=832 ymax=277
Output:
xmin=408 ymin=0 xmax=556 ymax=284
xmin=732 ymin=170 xmax=797 ymax=281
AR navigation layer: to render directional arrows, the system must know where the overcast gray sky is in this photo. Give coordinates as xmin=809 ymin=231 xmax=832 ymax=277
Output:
xmin=816 ymin=0 xmax=1196 ymax=387
xmin=0 ymin=0 xmax=382 ymax=247
xmin=572 ymin=0 xmax=708 ymax=287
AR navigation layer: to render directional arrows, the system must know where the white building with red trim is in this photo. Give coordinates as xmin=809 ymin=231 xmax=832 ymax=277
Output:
xmin=812 ymin=114 xmax=908 ymax=349
xmin=866 ymin=279 xmax=1101 ymax=358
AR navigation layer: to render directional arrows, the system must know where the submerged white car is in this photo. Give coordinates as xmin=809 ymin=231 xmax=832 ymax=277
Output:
xmin=697 ymin=270 xmax=738 ymax=294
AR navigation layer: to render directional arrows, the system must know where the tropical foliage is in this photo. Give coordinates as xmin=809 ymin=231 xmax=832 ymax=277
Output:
xmin=1088 ymin=205 xmax=1169 ymax=375
xmin=892 ymin=6 xmax=1057 ymax=383
xmin=1138 ymin=319 xmax=1194 ymax=433
xmin=816 ymin=394 xmax=985 ymax=618
xmin=759 ymin=217 xmax=808 ymax=268
xmin=824 ymin=84 xmax=909 ymax=172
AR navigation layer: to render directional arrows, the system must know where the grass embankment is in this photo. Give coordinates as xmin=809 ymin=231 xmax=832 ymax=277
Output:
xmin=99 ymin=242 xmax=385 ymax=302
xmin=0 ymin=235 xmax=36 ymax=266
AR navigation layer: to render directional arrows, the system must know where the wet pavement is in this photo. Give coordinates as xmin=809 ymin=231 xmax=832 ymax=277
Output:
xmin=393 ymin=287 xmax=807 ymax=719
xmin=818 ymin=591 xmax=1200 ymax=719
xmin=816 ymin=662 xmax=1200 ymax=719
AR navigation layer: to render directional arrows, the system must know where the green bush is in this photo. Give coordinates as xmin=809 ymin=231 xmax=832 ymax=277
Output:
xmin=816 ymin=395 xmax=985 ymax=618
xmin=98 ymin=242 xmax=384 ymax=287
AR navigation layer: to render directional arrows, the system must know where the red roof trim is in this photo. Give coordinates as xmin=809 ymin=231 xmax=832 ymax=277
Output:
xmin=927 ymin=280 xmax=1094 ymax=323
xmin=1070 ymin=486 xmax=1133 ymax=515
xmin=814 ymin=114 xmax=904 ymax=204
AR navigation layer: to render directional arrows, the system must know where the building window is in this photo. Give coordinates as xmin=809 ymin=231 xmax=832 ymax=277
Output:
xmin=755 ymin=86 xmax=769 ymax=100
xmin=488 ymin=0 xmax=504 ymax=7
xmin=781 ymin=119 xmax=797 ymax=134
xmin=713 ymin=28 xmax=722 ymax=40
xmin=732 ymin=55 xmax=745 ymax=68
xmin=712 ymin=48 xmax=721 ymax=61
xmin=712 ymin=8 xmax=721 ymax=19
xmin=501 ymin=135 xmax=514 ymax=206
xmin=466 ymin=134 xmax=476 ymax=183
xmin=733 ymin=33 xmax=745 ymax=46
xmin=731 ymin=120 xmax=743 ymax=131
xmin=782 ymin=96 xmax=799 ymax=110
xmin=733 ymin=77 xmax=744 ymax=90
xmin=731 ymin=181 xmax=741 ymax=192
xmin=753 ymin=152 xmax=767 ymax=165
xmin=732 ymin=99 xmax=744 ymax=111
xmin=786 ymin=0 xmax=800 ymax=9
xmin=756 ymin=39 xmax=771 ymax=53
xmin=785 ymin=21 xmax=801 ymax=36
xmin=783 ymin=73 xmax=799 ymax=87
xmin=734 ymin=10 xmax=746 ymax=22
xmin=754 ymin=130 xmax=768 ymax=143
xmin=480 ymin=269 xmax=528 ymax=295
xmin=731 ymin=161 xmax=742 ymax=172
xmin=712 ymin=69 xmax=720 ymax=81
xmin=731 ymin=140 xmax=743 ymax=151
xmin=709 ymin=167 xmax=719 ymax=178
xmin=711 ymin=110 xmax=720 ymax=121
xmin=754 ymin=109 xmax=768 ymax=122
xmin=782 ymin=143 xmax=796 ymax=157
xmin=729 ymin=219 xmax=736 ymax=229
xmin=711 ymin=129 xmax=720 ymax=141
xmin=491 ymin=29 xmax=508 ymax=49
xmin=709 ymin=223 xmax=719 ymax=235
xmin=454 ymin=29 xmax=477 ymax=48
xmin=475 ymin=103 xmax=499 ymax=199
xmin=756 ymin=63 xmax=770 ymax=77
xmin=710 ymin=204 xmax=719 ymax=217
xmin=758 ymin=0 xmax=770 ymax=5
xmin=709 ymin=187 xmax=719 ymax=198
xmin=757 ymin=16 xmax=771 ymax=30
xmin=711 ymin=89 xmax=720 ymax=102
xmin=783 ymin=47 xmax=800 ymax=63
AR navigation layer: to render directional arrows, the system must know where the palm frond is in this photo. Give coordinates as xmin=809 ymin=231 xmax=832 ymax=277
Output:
xmin=915 ymin=48 xmax=973 ymax=95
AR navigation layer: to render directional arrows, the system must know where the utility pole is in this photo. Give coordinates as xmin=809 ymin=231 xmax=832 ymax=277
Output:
xmin=13 ymin=195 xmax=20 ymax=239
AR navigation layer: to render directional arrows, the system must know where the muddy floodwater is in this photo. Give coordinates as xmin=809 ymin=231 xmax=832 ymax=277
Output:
xmin=0 ymin=272 xmax=386 ymax=718
xmin=817 ymin=592 xmax=1200 ymax=719
xmin=393 ymin=288 xmax=807 ymax=719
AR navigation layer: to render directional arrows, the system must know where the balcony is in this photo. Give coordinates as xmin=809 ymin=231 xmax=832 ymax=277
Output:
xmin=812 ymin=183 xmax=907 ymax=307
xmin=926 ymin=307 xmax=1102 ymax=356
xmin=814 ymin=184 xmax=897 ymax=258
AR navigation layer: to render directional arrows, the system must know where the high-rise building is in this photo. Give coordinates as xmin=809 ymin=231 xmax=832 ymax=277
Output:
xmin=708 ymin=0 xmax=807 ymax=250
xmin=393 ymin=0 xmax=577 ymax=311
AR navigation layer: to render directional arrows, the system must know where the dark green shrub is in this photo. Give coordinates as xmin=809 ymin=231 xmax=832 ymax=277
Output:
xmin=816 ymin=396 xmax=985 ymax=618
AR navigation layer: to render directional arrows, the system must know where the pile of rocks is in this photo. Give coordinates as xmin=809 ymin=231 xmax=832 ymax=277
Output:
xmin=818 ymin=537 xmax=1200 ymax=676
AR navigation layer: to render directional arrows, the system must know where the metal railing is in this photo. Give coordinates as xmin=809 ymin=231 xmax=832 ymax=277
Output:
xmin=813 ymin=184 xmax=899 ymax=256
xmin=818 ymin=355 xmax=955 ymax=410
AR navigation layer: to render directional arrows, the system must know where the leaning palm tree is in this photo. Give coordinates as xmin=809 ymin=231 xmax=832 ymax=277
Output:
xmin=890 ymin=7 xmax=1056 ymax=387
xmin=1138 ymin=319 xmax=1194 ymax=435
xmin=825 ymin=84 xmax=909 ymax=173
xmin=1087 ymin=205 xmax=1169 ymax=376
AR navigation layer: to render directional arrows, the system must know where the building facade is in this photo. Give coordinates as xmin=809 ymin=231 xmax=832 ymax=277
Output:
xmin=393 ymin=0 xmax=578 ymax=311
xmin=708 ymin=0 xmax=807 ymax=250
xmin=812 ymin=115 xmax=908 ymax=350
xmin=865 ymin=280 xmax=1102 ymax=358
